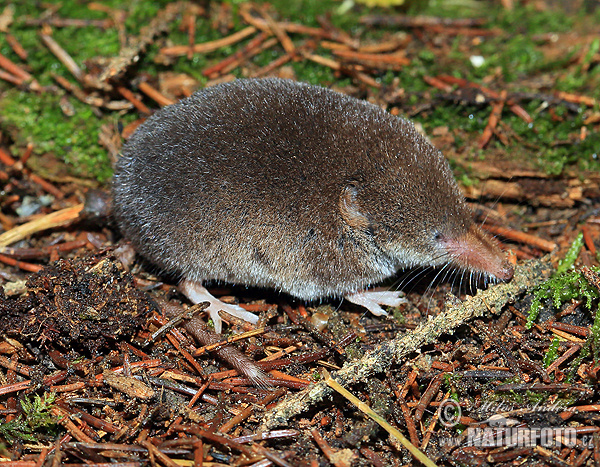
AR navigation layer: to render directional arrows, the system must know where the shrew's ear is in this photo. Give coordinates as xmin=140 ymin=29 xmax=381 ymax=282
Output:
xmin=339 ymin=181 xmax=370 ymax=230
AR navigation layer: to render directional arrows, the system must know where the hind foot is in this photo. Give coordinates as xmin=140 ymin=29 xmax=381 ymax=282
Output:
xmin=179 ymin=280 xmax=259 ymax=334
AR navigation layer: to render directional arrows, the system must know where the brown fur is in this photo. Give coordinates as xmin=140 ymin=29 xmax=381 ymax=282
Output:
xmin=113 ymin=78 xmax=512 ymax=299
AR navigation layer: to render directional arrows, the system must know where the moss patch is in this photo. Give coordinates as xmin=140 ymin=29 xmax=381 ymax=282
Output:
xmin=0 ymin=1 xmax=598 ymax=181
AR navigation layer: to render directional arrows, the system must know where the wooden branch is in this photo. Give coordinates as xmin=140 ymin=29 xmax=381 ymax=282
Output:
xmin=555 ymin=91 xmax=597 ymax=107
xmin=0 ymin=204 xmax=84 ymax=251
xmin=5 ymin=34 xmax=28 ymax=60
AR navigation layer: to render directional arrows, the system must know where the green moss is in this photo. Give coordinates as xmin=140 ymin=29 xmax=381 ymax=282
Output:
xmin=557 ymin=232 xmax=585 ymax=274
xmin=0 ymin=0 xmax=598 ymax=182
xmin=498 ymin=5 xmax=574 ymax=34
xmin=476 ymin=36 xmax=546 ymax=82
xmin=0 ymin=89 xmax=115 ymax=181
xmin=0 ymin=393 xmax=59 ymax=444
xmin=414 ymin=96 xmax=600 ymax=176
xmin=527 ymin=268 xmax=599 ymax=329
xmin=527 ymin=233 xmax=599 ymax=332
xmin=527 ymin=233 xmax=598 ymax=329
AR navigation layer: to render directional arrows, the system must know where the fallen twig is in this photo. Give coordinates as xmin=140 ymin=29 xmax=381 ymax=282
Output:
xmin=39 ymin=32 xmax=84 ymax=82
xmin=582 ymin=224 xmax=597 ymax=257
xmin=5 ymin=34 xmax=27 ymax=60
xmin=423 ymin=75 xmax=453 ymax=92
xmin=257 ymin=4 xmax=295 ymax=55
xmin=0 ymin=68 xmax=22 ymax=86
xmin=0 ymin=52 xmax=40 ymax=90
xmin=159 ymin=26 xmax=258 ymax=57
xmin=482 ymin=224 xmax=557 ymax=252
xmin=53 ymin=73 xmax=133 ymax=110
xmin=138 ymin=82 xmax=175 ymax=106
xmin=555 ymin=91 xmax=597 ymax=107
xmin=239 ymin=5 xmax=356 ymax=46
xmin=117 ymin=85 xmax=151 ymax=114
xmin=250 ymin=51 xmax=295 ymax=77
xmin=479 ymin=90 xmax=507 ymax=148
xmin=202 ymin=32 xmax=273 ymax=77
xmin=0 ymin=204 xmax=84 ymax=251
xmin=332 ymin=49 xmax=410 ymax=70
xmin=0 ymin=254 xmax=43 ymax=272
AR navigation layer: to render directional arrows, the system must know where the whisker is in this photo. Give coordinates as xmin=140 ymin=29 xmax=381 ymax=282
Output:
xmin=477 ymin=175 xmax=513 ymax=229
xmin=396 ymin=266 xmax=435 ymax=293
xmin=424 ymin=262 xmax=452 ymax=312
xmin=458 ymin=268 xmax=465 ymax=297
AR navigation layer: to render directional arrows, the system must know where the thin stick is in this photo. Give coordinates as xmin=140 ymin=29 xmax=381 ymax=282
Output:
xmin=220 ymin=37 xmax=278 ymax=75
xmin=582 ymin=224 xmax=597 ymax=257
xmin=239 ymin=6 xmax=356 ymax=46
xmin=0 ymin=69 xmax=22 ymax=86
xmin=39 ymin=33 xmax=84 ymax=82
xmin=117 ymin=86 xmax=151 ymax=114
xmin=250 ymin=52 xmax=294 ymax=77
xmin=138 ymin=82 xmax=175 ymax=107
xmin=332 ymin=49 xmax=410 ymax=68
xmin=0 ymin=147 xmax=17 ymax=166
xmin=323 ymin=370 xmax=438 ymax=467
xmin=160 ymin=26 xmax=258 ymax=56
xmin=20 ymin=143 xmax=34 ymax=165
xmin=186 ymin=10 xmax=196 ymax=60
xmin=0 ymin=204 xmax=84 ymax=251
xmin=0 ymin=52 xmax=33 ymax=81
xmin=258 ymin=5 xmax=295 ymax=55
xmin=6 ymin=34 xmax=28 ymax=60
xmin=0 ymin=254 xmax=43 ymax=272
xmin=27 ymin=173 xmax=64 ymax=199
xmin=203 ymin=32 xmax=270 ymax=77
xmin=555 ymin=91 xmax=597 ymax=107
xmin=302 ymin=51 xmax=341 ymax=70
xmin=482 ymin=224 xmax=557 ymax=252
xmin=479 ymin=90 xmax=507 ymax=148
xmin=192 ymin=328 xmax=267 ymax=356
xmin=424 ymin=75 xmax=453 ymax=92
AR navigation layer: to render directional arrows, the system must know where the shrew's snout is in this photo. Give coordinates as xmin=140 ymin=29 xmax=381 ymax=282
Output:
xmin=439 ymin=224 xmax=514 ymax=282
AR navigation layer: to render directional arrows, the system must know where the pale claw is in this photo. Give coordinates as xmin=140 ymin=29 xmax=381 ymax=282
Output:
xmin=179 ymin=280 xmax=259 ymax=334
xmin=345 ymin=290 xmax=407 ymax=317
